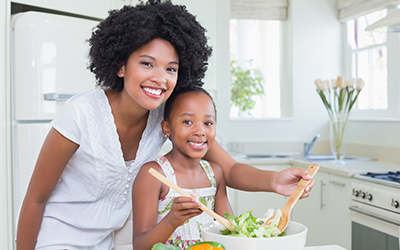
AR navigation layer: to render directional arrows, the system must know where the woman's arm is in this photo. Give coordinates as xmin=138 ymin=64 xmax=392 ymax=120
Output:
xmin=16 ymin=128 xmax=79 ymax=250
xmin=211 ymin=162 xmax=234 ymax=217
xmin=204 ymin=141 xmax=314 ymax=197
xmin=132 ymin=162 xmax=202 ymax=250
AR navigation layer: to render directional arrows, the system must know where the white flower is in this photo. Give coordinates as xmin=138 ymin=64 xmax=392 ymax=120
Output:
xmin=356 ymin=78 xmax=365 ymax=90
xmin=334 ymin=76 xmax=345 ymax=88
xmin=314 ymin=79 xmax=330 ymax=91
xmin=346 ymin=78 xmax=356 ymax=88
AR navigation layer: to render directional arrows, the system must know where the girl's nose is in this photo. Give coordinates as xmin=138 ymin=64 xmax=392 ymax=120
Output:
xmin=193 ymin=125 xmax=205 ymax=136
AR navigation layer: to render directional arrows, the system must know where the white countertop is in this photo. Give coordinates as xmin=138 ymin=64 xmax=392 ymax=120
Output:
xmin=304 ymin=245 xmax=347 ymax=250
xmin=236 ymin=156 xmax=400 ymax=177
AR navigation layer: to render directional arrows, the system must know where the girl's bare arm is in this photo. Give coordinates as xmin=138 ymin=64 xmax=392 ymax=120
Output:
xmin=132 ymin=162 xmax=202 ymax=250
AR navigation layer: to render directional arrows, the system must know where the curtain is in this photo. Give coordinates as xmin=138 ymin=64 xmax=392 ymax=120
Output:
xmin=337 ymin=0 xmax=400 ymax=21
xmin=231 ymin=0 xmax=288 ymax=20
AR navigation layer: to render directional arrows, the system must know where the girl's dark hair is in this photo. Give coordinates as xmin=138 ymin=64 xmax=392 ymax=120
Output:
xmin=88 ymin=0 xmax=212 ymax=92
xmin=164 ymin=86 xmax=216 ymax=122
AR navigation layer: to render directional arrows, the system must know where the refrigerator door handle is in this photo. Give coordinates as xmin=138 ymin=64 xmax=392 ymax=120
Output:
xmin=43 ymin=92 xmax=76 ymax=101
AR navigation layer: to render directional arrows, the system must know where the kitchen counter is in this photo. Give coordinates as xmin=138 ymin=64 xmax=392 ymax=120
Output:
xmin=304 ymin=245 xmax=347 ymax=250
xmin=236 ymin=156 xmax=400 ymax=177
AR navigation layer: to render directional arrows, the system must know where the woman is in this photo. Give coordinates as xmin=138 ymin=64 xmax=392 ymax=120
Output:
xmin=16 ymin=1 xmax=314 ymax=249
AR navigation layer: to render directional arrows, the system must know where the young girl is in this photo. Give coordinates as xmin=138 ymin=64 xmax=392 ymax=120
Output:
xmin=16 ymin=0 xmax=314 ymax=249
xmin=132 ymin=87 xmax=233 ymax=249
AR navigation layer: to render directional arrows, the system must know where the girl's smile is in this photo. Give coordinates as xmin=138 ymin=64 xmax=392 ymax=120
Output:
xmin=162 ymin=91 xmax=216 ymax=160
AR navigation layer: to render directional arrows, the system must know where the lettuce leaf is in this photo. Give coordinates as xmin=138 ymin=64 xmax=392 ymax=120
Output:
xmin=220 ymin=209 xmax=283 ymax=238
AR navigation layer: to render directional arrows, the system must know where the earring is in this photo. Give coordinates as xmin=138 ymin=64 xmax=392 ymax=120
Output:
xmin=164 ymin=134 xmax=168 ymax=138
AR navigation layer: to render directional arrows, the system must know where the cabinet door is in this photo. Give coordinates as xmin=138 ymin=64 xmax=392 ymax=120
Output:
xmin=328 ymin=174 xmax=351 ymax=249
xmin=233 ymin=165 xmax=290 ymax=218
xmin=12 ymin=0 xmax=113 ymax=19
xmin=292 ymin=169 xmax=329 ymax=246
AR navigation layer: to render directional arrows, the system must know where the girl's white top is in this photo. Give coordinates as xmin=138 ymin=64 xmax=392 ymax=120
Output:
xmin=35 ymin=87 xmax=166 ymax=249
xmin=156 ymin=156 xmax=216 ymax=248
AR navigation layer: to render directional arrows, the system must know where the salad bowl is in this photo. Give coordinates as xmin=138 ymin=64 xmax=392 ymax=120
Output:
xmin=201 ymin=220 xmax=307 ymax=250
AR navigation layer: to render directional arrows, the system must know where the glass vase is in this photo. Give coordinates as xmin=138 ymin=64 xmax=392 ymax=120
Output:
xmin=329 ymin=118 xmax=348 ymax=165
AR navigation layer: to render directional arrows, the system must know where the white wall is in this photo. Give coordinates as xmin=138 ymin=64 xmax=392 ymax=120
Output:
xmin=215 ymin=0 xmax=342 ymax=147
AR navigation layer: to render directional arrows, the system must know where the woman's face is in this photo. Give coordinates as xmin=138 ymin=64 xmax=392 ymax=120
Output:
xmin=118 ymin=38 xmax=179 ymax=111
xmin=163 ymin=91 xmax=216 ymax=159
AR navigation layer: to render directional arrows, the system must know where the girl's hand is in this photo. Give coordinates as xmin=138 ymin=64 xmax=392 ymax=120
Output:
xmin=273 ymin=167 xmax=315 ymax=198
xmin=166 ymin=196 xmax=203 ymax=228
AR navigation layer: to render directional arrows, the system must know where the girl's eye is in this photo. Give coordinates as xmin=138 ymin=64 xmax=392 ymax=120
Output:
xmin=205 ymin=121 xmax=213 ymax=126
xmin=183 ymin=120 xmax=192 ymax=125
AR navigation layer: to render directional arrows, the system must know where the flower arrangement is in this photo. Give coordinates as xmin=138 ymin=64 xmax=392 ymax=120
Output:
xmin=314 ymin=76 xmax=365 ymax=161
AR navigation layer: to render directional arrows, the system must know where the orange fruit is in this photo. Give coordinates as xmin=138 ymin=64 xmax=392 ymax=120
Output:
xmin=212 ymin=248 xmax=224 ymax=250
xmin=189 ymin=243 xmax=213 ymax=250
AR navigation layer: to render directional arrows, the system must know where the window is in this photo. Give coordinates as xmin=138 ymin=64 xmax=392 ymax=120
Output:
xmin=229 ymin=19 xmax=283 ymax=119
xmin=345 ymin=8 xmax=400 ymax=118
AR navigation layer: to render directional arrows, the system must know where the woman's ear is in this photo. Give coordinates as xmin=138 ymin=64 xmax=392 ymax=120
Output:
xmin=161 ymin=120 xmax=170 ymax=138
xmin=117 ymin=63 xmax=125 ymax=77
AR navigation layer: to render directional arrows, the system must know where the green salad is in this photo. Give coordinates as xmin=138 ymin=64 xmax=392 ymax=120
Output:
xmin=220 ymin=209 xmax=286 ymax=238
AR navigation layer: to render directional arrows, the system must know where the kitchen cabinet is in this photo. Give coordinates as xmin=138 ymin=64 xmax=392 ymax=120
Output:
xmin=292 ymin=166 xmax=351 ymax=250
xmin=11 ymin=0 xmax=117 ymax=19
xmin=228 ymin=164 xmax=291 ymax=218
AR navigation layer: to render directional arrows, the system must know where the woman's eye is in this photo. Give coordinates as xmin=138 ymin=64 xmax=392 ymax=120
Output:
xmin=205 ymin=121 xmax=213 ymax=126
xmin=167 ymin=67 xmax=178 ymax=73
xmin=141 ymin=62 xmax=153 ymax=67
xmin=183 ymin=120 xmax=192 ymax=125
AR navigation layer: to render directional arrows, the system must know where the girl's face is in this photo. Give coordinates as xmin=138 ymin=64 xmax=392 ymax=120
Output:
xmin=163 ymin=92 xmax=216 ymax=160
xmin=118 ymin=38 xmax=179 ymax=111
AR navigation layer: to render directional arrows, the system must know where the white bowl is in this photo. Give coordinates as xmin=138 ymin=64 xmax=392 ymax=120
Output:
xmin=202 ymin=221 xmax=307 ymax=250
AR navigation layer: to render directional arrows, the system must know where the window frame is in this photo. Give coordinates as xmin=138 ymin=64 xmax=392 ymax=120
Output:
xmin=343 ymin=10 xmax=400 ymax=120
xmin=228 ymin=19 xmax=293 ymax=120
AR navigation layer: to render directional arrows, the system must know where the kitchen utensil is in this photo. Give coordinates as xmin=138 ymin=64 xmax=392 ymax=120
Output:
xmin=264 ymin=164 xmax=319 ymax=232
xmin=202 ymin=220 xmax=307 ymax=250
xmin=148 ymin=168 xmax=234 ymax=231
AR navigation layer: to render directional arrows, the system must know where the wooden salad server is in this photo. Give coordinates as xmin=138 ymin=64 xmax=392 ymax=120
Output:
xmin=148 ymin=168 xmax=234 ymax=232
xmin=264 ymin=164 xmax=319 ymax=233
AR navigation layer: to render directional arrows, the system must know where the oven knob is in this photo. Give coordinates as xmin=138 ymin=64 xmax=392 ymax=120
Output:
xmin=392 ymin=199 xmax=399 ymax=208
xmin=353 ymin=189 xmax=359 ymax=197
xmin=361 ymin=192 xmax=366 ymax=199
xmin=367 ymin=193 xmax=373 ymax=201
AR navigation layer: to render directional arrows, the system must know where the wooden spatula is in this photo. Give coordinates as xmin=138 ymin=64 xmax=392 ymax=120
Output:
xmin=148 ymin=168 xmax=234 ymax=232
xmin=264 ymin=164 xmax=319 ymax=232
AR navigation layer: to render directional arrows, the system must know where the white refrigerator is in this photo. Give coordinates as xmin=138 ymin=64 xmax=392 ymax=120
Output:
xmin=11 ymin=11 xmax=99 ymax=218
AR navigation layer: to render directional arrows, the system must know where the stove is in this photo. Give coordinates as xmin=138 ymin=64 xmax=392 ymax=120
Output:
xmin=352 ymin=171 xmax=400 ymax=214
xmin=350 ymin=171 xmax=400 ymax=250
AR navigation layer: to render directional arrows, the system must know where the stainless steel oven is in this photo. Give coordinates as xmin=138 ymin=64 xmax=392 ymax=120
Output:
xmin=350 ymin=172 xmax=400 ymax=250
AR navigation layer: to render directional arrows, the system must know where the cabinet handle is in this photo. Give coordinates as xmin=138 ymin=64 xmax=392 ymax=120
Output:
xmin=329 ymin=181 xmax=345 ymax=187
xmin=320 ymin=180 xmax=326 ymax=210
xmin=43 ymin=92 xmax=76 ymax=101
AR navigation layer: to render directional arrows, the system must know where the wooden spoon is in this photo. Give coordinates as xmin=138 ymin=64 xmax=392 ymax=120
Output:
xmin=264 ymin=164 xmax=319 ymax=232
xmin=148 ymin=168 xmax=234 ymax=232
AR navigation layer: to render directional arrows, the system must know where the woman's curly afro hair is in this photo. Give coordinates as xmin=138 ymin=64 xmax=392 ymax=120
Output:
xmin=88 ymin=0 xmax=213 ymax=92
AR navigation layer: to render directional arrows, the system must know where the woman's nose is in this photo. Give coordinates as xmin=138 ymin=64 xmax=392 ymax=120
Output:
xmin=150 ymin=69 xmax=167 ymax=84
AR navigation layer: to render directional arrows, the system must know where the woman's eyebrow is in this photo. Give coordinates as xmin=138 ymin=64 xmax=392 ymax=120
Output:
xmin=139 ymin=55 xmax=179 ymax=65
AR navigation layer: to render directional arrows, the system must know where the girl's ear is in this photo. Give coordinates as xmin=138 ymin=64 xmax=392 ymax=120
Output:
xmin=161 ymin=120 xmax=170 ymax=138
xmin=117 ymin=62 xmax=125 ymax=77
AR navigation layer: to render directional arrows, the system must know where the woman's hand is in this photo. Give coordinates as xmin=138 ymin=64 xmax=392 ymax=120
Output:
xmin=272 ymin=167 xmax=315 ymax=198
xmin=165 ymin=196 xmax=203 ymax=228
